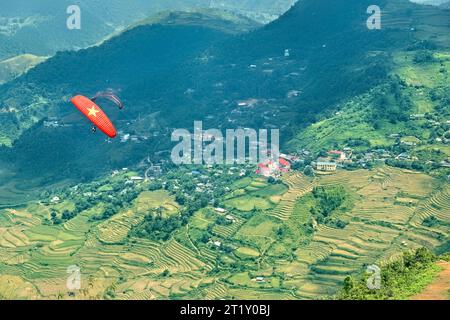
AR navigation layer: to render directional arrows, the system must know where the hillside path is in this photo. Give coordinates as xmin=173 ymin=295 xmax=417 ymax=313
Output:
xmin=413 ymin=261 xmax=450 ymax=300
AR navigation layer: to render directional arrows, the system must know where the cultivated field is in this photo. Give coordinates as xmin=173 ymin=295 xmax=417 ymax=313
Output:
xmin=0 ymin=167 xmax=448 ymax=299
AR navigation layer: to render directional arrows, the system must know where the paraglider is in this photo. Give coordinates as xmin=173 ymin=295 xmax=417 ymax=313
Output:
xmin=91 ymin=91 xmax=124 ymax=110
xmin=70 ymin=91 xmax=123 ymax=139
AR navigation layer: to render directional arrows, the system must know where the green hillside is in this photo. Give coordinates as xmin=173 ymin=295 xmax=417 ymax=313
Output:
xmin=0 ymin=54 xmax=47 ymax=84
xmin=0 ymin=0 xmax=449 ymax=300
xmin=288 ymin=41 xmax=450 ymax=177
xmin=0 ymin=0 xmax=417 ymax=184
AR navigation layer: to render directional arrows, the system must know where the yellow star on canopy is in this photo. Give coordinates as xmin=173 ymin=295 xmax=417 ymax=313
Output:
xmin=87 ymin=105 xmax=100 ymax=117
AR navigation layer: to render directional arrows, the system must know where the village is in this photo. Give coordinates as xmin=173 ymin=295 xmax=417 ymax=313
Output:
xmin=42 ymin=104 xmax=450 ymax=181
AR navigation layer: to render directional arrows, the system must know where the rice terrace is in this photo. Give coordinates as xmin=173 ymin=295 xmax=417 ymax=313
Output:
xmin=0 ymin=165 xmax=448 ymax=300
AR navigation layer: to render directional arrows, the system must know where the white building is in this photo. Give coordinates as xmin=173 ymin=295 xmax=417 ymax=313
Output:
xmin=130 ymin=176 xmax=144 ymax=183
xmin=225 ymin=215 xmax=236 ymax=223
xmin=50 ymin=196 xmax=60 ymax=204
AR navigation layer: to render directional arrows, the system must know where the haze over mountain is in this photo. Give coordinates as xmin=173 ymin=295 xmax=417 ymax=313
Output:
xmin=410 ymin=0 xmax=449 ymax=5
xmin=210 ymin=0 xmax=296 ymax=23
xmin=0 ymin=0 xmax=295 ymax=61
xmin=0 ymin=0 xmax=296 ymax=85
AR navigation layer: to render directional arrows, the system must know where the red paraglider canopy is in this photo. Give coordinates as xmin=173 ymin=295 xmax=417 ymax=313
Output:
xmin=70 ymin=95 xmax=117 ymax=138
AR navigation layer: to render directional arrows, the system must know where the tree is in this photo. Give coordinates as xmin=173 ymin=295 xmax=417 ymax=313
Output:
xmin=62 ymin=210 xmax=73 ymax=220
xmin=413 ymin=50 xmax=435 ymax=64
xmin=216 ymin=216 xmax=230 ymax=226
xmin=268 ymin=177 xmax=276 ymax=184
xmin=304 ymin=165 xmax=314 ymax=177
xmin=175 ymin=193 xmax=186 ymax=205
xmin=343 ymin=276 xmax=354 ymax=292
xmin=149 ymin=182 xmax=162 ymax=191
xmin=161 ymin=269 xmax=170 ymax=277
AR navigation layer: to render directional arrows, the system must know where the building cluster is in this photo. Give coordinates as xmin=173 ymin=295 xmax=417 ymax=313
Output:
xmin=43 ymin=117 xmax=72 ymax=128
xmin=118 ymin=131 xmax=149 ymax=143
xmin=312 ymin=149 xmax=353 ymax=172
xmin=256 ymin=156 xmax=292 ymax=178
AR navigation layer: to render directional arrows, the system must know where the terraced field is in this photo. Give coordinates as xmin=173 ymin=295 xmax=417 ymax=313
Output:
xmin=97 ymin=191 xmax=179 ymax=244
xmin=0 ymin=167 xmax=448 ymax=300
xmin=278 ymin=167 xmax=448 ymax=298
xmin=268 ymin=173 xmax=314 ymax=220
xmin=0 ymin=189 xmax=211 ymax=299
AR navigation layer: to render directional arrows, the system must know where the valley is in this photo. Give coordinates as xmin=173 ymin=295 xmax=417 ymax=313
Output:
xmin=0 ymin=0 xmax=449 ymax=300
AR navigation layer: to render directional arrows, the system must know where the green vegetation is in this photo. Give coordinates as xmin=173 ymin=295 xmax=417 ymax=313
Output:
xmin=423 ymin=216 xmax=450 ymax=228
xmin=311 ymin=185 xmax=348 ymax=224
xmin=338 ymin=248 xmax=442 ymax=300
xmin=288 ymin=40 xmax=449 ymax=178
xmin=131 ymin=214 xmax=183 ymax=241
xmin=1 ymin=0 xmax=450 ymax=300
xmin=0 ymin=54 xmax=47 ymax=84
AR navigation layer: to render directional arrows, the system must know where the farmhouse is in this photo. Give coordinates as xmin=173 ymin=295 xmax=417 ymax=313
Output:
xmin=400 ymin=136 xmax=421 ymax=147
xmin=121 ymin=134 xmax=130 ymax=143
xmin=396 ymin=153 xmax=411 ymax=160
xmin=401 ymin=141 xmax=417 ymax=147
xmin=316 ymin=162 xmax=337 ymax=172
xmin=440 ymin=160 xmax=450 ymax=168
xmin=50 ymin=196 xmax=60 ymax=204
xmin=256 ymin=163 xmax=272 ymax=177
xmin=410 ymin=114 xmax=425 ymax=120
xmin=44 ymin=120 xmax=59 ymax=128
xmin=236 ymin=98 xmax=258 ymax=107
xmin=226 ymin=215 xmax=236 ymax=223
xmin=328 ymin=150 xmax=347 ymax=162
xmin=256 ymin=158 xmax=291 ymax=178
xmin=215 ymin=208 xmax=227 ymax=214
xmin=287 ymin=90 xmax=300 ymax=98
xmin=130 ymin=176 xmax=144 ymax=183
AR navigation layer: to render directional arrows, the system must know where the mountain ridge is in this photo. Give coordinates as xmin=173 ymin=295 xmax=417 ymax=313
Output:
xmin=0 ymin=0 xmax=448 ymax=190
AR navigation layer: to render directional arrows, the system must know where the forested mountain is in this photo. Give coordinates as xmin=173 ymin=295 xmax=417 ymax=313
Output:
xmin=0 ymin=0 xmax=296 ymax=62
xmin=0 ymin=0 xmax=448 ymax=193
xmin=0 ymin=0 xmax=193 ymax=59
xmin=0 ymin=1 xmax=296 ymax=85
